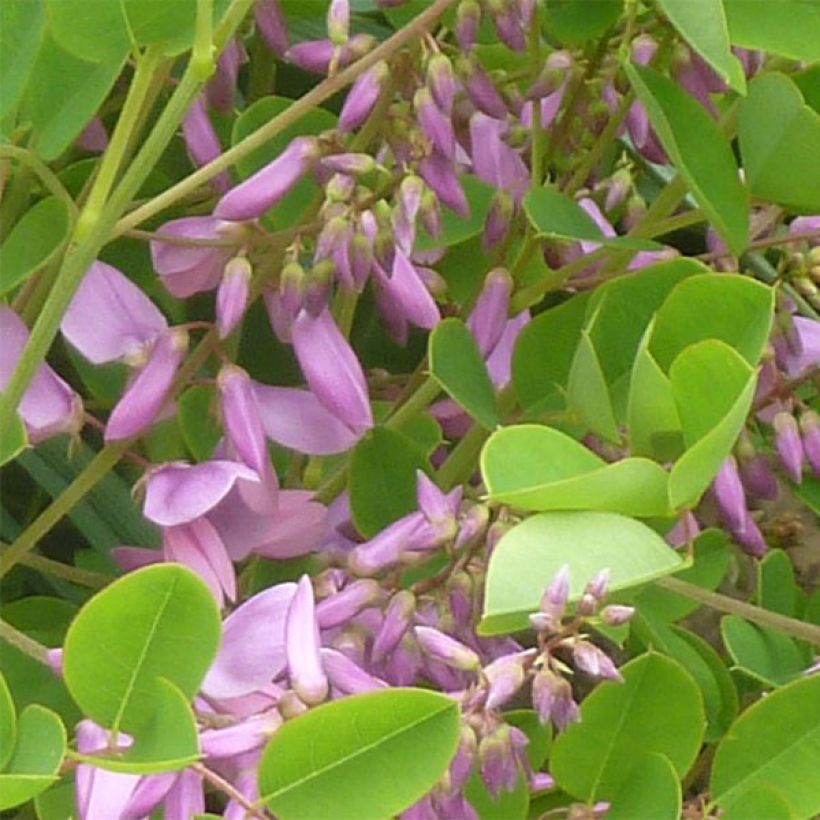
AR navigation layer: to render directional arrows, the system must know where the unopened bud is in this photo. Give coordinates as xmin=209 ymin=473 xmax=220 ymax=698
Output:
xmin=414 ymin=625 xmax=481 ymax=671
xmin=216 ymin=257 xmax=252 ymax=338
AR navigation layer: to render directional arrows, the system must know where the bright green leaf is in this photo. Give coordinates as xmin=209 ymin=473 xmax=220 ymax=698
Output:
xmin=739 ymin=73 xmax=820 ymax=212
xmin=258 ymin=688 xmax=461 ymax=819
xmin=429 ymin=318 xmax=499 ymax=430
xmin=711 ymin=673 xmax=820 ymax=817
xmin=0 ymin=672 xmax=16 ymax=770
xmin=0 ymin=705 xmax=66 ymax=811
xmin=523 ymin=187 xmax=661 ymax=251
xmin=72 ymin=679 xmax=199 ymax=774
xmin=540 ymin=0 xmax=623 ymax=45
xmin=606 ymin=752 xmax=681 ymax=820
xmin=723 ymin=0 xmax=820 ymax=61
xmin=0 ymin=412 xmax=27 ymax=467
xmin=512 ymin=293 xmax=590 ymax=413
xmin=567 ymin=332 xmax=620 ymax=442
xmin=349 ymin=426 xmax=430 ymax=539
xmin=481 ymin=425 xmax=670 ymax=517
xmin=655 ymin=0 xmax=745 ymax=92
xmin=721 ymin=784 xmax=796 ymax=820
xmin=626 ymin=63 xmax=748 ymax=255
xmin=0 ymin=197 xmax=72 ymax=296
xmin=480 ymin=512 xmax=682 ymax=635
xmin=758 ymin=549 xmax=798 ymax=617
xmin=551 ymin=653 xmax=705 ymax=801
xmin=466 ymin=770 xmax=529 ymax=820
xmin=0 ymin=0 xmax=45 ymax=121
xmin=63 ymin=564 xmax=221 ymax=734
xmin=720 ymin=615 xmax=807 ymax=688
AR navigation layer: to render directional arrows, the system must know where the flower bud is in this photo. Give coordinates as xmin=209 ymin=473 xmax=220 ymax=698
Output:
xmin=419 ymin=187 xmax=442 ymax=239
xmin=340 ymin=61 xmax=388 ymax=132
xmin=483 ymin=191 xmax=514 ymax=250
xmin=484 ymin=650 xmax=533 ymax=711
xmin=479 ymin=725 xmax=518 ymax=798
xmin=573 ymin=640 xmax=622 ymax=681
xmin=372 ymin=590 xmax=416 ymax=661
xmin=321 ymin=152 xmax=375 ymax=176
xmin=774 ymin=411 xmax=805 ymax=483
xmin=468 ymin=268 xmax=513 ymax=356
xmin=800 ymin=411 xmax=820 ymax=476
xmin=738 ymin=453 xmax=779 ymax=501
xmin=327 ymin=0 xmax=350 ymax=45
xmin=458 ymin=56 xmax=508 ymax=118
xmin=419 ymin=152 xmax=469 ymax=217
xmin=216 ymin=257 xmax=252 ymax=338
xmin=600 ymin=604 xmax=635 ymax=627
xmin=455 ymin=0 xmax=481 ymax=51
xmin=414 ymin=86 xmax=456 ymax=160
xmin=286 ymin=575 xmax=329 ymax=705
xmin=316 ymin=579 xmax=382 ymax=629
xmin=427 ymin=53 xmax=456 ymax=114
xmin=414 ymin=626 xmax=481 ymax=671
xmin=255 ymin=0 xmax=288 ymax=56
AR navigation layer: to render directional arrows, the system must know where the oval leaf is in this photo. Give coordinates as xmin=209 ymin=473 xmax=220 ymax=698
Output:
xmin=724 ymin=0 xmax=820 ymax=61
xmin=551 ymin=653 xmax=705 ymax=802
xmin=606 ymin=752 xmax=681 ymax=820
xmin=567 ymin=331 xmax=620 ymax=442
xmin=626 ymin=63 xmax=748 ymax=255
xmin=711 ymin=672 xmax=820 ymax=817
xmin=479 ymin=511 xmax=682 ymax=635
xmin=63 ymin=564 xmax=221 ymax=734
xmin=429 ymin=318 xmax=499 ymax=430
xmin=258 ymin=688 xmax=460 ymax=819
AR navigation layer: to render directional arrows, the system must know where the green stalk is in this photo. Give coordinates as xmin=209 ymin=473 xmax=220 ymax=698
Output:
xmin=0 ymin=618 xmax=49 ymax=665
xmin=0 ymin=544 xmax=113 ymax=589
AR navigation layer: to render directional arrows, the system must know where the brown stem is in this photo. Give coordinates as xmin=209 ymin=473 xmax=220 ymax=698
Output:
xmin=191 ymin=762 xmax=270 ymax=819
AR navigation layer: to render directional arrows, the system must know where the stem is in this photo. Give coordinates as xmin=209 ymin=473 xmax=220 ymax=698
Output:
xmin=0 ymin=618 xmax=50 ymax=664
xmin=0 ymin=145 xmax=79 ymax=220
xmin=113 ymin=0 xmax=460 ymax=237
xmin=0 ymin=543 xmax=113 ymax=589
xmin=191 ymin=763 xmax=269 ymax=819
xmin=385 ymin=376 xmax=442 ymax=431
xmin=657 ymin=576 xmax=820 ymax=646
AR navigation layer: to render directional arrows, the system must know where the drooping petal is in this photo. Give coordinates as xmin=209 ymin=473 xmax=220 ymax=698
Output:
xmin=469 ymin=113 xmax=529 ymax=200
xmin=255 ymin=0 xmax=289 ymax=55
xmin=468 ymin=268 xmax=512 ymax=356
xmin=321 ymin=647 xmax=386 ymax=694
xmin=163 ymin=768 xmax=205 ymax=820
xmin=104 ymin=329 xmax=187 ymax=442
xmin=339 ymin=61 xmax=388 ymax=131
xmin=383 ymin=249 xmax=441 ymax=330
xmin=202 ymin=583 xmax=297 ymax=699
xmin=419 ymin=151 xmax=469 ymax=217
xmin=61 ymin=261 xmax=167 ymax=364
xmin=291 ymin=308 xmax=373 ymax=433
xmin=285 ymin=575 xmax=329 ymax=705
xmin=182 ymin=96 xmax=231 ymax=192
xmin=144 ymin=459 xmax=259 ymax=526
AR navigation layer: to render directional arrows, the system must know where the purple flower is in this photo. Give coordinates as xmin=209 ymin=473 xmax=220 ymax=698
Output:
xmin=150 ymin=216 xmax=238 ymax=298
xmin=0 ymin=306 xmax=83 ymax=443
xmin=774 ymin=411 xmax=805 ymax=483
xmin=76 ymin=117 xmax=108 ymax=153
xmin=216 ymin=257 xmax=252 ymax=338
xmin=182 ymin=97 xmax=230 ymax=192
xmin=531 ymin=564 xmax=570 ymax=632
xmin=483 ymin=191 xmax=514 ymax=249
xmin=573 ymin=640 xmax=622 ymax=681
xmin=415 ymin=86 xmax=456 ymax=160
xmin=532 ymin=669 xmax=579 ymax=730
xmin=469 ymin=113 xmax=529 ymax=201
xmin=739 ymin=453 xmax=779 ymax=501
xmin=468 ymin=268 xmax=513 ymax=356
xmin=414 ymin=625 xmax=481 ymax=671
xmin=286 ymin=33 xmax=374 ymax=75
xmin=291 ymin=307 xmax=373 ymax=433
xmin=372 ymin=590 xmax=416 ymax=661
xmin=376 ymin=249 xmax=441 ymax=330
xmin=419 ymin=151 xmax=469 ymax=217
xmin=214 ymin=136 xmax=320 ymax=221
xmin=459 ymin=56 xmax=508 ymax=118
xmin=600 ymin=604 xmax=635 ymax=626
xmin=321 ymin=648 xmax=386 ymax=695
xmin=255 ymin=0 xmax=288 ymax=55
xmin=491 ymin=0 xmax=526 ymax=51
xmin=714 ymin=456 xmax=749 ymax=532
xmin=426 ymin=53 xmax=456 ymax=114
xmin=206 ymin=39 xmax=247 ymax=114
xmin=455 ymin=0 xmax=481 ymax=51
xmin=327 ymin=0 xmax=350 ymax=44
xmin=316 ymin=579 xmax=381 ymax=628
xmin=339 ymin=61 xmax=388 ymax=132
xmin=479 ymin=726 xmax=518 ymax=798
xmin=800 ymin=411 xmax=820 ymax=476
xmin=286 ymin=575 xmax=329 ymax=704
xmin=484 ymin=650 xmax=534 ymax=711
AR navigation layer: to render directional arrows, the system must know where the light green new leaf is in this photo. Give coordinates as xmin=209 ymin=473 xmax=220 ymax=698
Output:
xmin=0 ymin=197 xmax=72 ymax=297
xmin=626 ymin=63 xmax=748 ymax=255
xmin=63 ymin=564 xmax=221 ymax=734
xmin=606 ymin=752 xmax=681 ymax=820
xmin=0 ymin=705 xmax=66 ymax=811
xmin=512 ymin=293 xmax=590 ymax=413
xmin=551 ymin=653 xmax=705 ymax=802
xmin=0 ymin=672 xmax=16 ymax=771
xmin=479 ymin=512 xmax=682 ymax=635
xmin=258 ymin=688 xmax=461 ymax=819
xmin=723 ymin=0 xmax=820 ymax=61
xmin=481 ymin=425 xmax=669 ymax=517
xmin=649 ymin=274 xmax=775 ymax=371
xmin=72 ymin=679 xmax=199 ymax=774
xmin=523 ymin=187 xmax=661 ymax=251
xmin=720 ymin=616 xmax=807 ymax=688
xmin=739 ymin=73 xmax=820 ymax=212
xmin=0 ymin=0 xmax=45 ymax=121
xmin=711 ymin=673 xmax=820 ymax=817
xmin=429 ymin=318 xmax=499 ymax=429
xmin=721 ymin=785 xmax=795 ymax=820
xmin=567 ymin=332 xmax=619 ymax=442
xmin=655 ymin=0 xmax=745 ymax=92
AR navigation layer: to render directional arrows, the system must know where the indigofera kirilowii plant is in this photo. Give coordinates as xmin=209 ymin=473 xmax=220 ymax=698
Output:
xmin=0 ymin=0 xmax=819 ymax=818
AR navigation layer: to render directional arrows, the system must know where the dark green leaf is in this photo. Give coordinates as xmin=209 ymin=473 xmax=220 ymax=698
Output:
xmin=540 ymin=0 xmax=623 ymax=45
xmin=258 ymin=688 xmax=461 ymax=819
xmin=417 ymin=176 xmax=496 ymax=250
xmin=0 ymin=672 xmax=15 ymax=771
xmin=179 ymin=385 xmax=221 ymax=462
xmin=626 ymin=63 xmax=748 ymax=255
xmin=0 ymin=412 xmax=27 ymax=468
xmin=429 ymin=318 xmax=499 ymax=429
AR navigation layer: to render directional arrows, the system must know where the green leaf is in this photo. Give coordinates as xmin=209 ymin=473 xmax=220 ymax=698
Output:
xmin=417 ymin=176 xmax=496 ymax=250
xmin=0 ymin=0 xmax=45 ymax=121
xmin=0 ymin=672 xmax=16 ymax=770
xmin=73 ymin=679 xmax=199 ymax=774
xmin=721 ymin=785 xmax=796 ymax=820
xmin=479 ymin=511 xmax=682 ymax=635
xmin=512 ymin=293 xmax=590 ymax=413
xmin=739 ymin=73 xmax=820 ymax=212
xmin=258 ymin=688 xmax=461 ymax=819
xmin=34 ymin=782 xmax=77 ymax=820
xmin=632 ymin=615 xmax=738 ymax=742
xmin=349 ymin=426 xmax=430 ymax=539
xmin=231 ymin=96 xmax=337 ymax=228
xmin=0 ymin=197 xmax=72 ymax=296
xmin=567 ymin=332 xmax=620 ymax=442
xmin=606 ymin=752 xmax=681 ymax=820
xmin=540 ymin=0 xmax=623 ymax=45
xmin=0 ymin=705 xmax=66 ymax=811
xmin=0 ymin=412 xmax=28 ymax=467
xmin=634 ymin=529 xmax=730 ymax=622
xmin=627 ymin=325 xmax=683 ymax=461
xmin=758 ymin=549 xmax=798 ymax=617
xmin=720 ymin=615 xmax=807 ymax=688
xmin=723 ymin=0 xmax=820 ymax=61
xmin=668 ymin=362 xmax=756 ymax=510
xmin=20 ymin=34 xmax=124 ymax=160
xmin=711 ymin=673 xmax=820 ymax=817
xmin=466 ymin=771 xmax=529 ymax=820
xmin=481 ymin=425 xmax=670 ymax=517
xmin=429 ymin=318 xmax=499 ymax=429
xmin=655 ymin=0 xmax=745 ymax=92
xmin=63 ymin=564 xmax=221 ymax=734
xmin=626 ymin=63 xmax=748 ymax=255
xmin=551 ymin=653 xmax=705 ymax=802
xmin=523 ymin=187 xmax=661 ymax=251
xmin=178 ymin=385 xmax=220 ymax=462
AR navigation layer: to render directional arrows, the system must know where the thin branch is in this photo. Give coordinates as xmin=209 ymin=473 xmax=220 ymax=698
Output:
xmin=191 ymin=762 xmax=270 ymax=819
xmin=0 ymin=617 xmax=50 ymax=664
